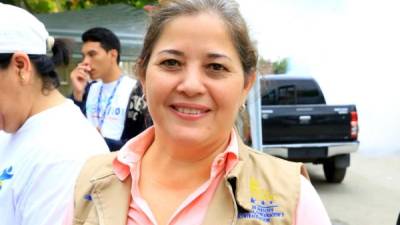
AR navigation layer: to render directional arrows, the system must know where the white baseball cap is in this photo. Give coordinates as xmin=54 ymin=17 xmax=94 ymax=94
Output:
xmin=0 ymin=3 xmax=54 ymax=55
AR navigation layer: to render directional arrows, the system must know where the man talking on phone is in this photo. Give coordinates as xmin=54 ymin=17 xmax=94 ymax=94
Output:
xmin=70 ymin=27 xmax=149 ymax=151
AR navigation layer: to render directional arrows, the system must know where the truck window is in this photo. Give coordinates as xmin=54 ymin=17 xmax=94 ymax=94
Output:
xmin=277 ymin=85 xmax=296 ymax=104
xmin=261 ymin=78 xmax=326 ymax=105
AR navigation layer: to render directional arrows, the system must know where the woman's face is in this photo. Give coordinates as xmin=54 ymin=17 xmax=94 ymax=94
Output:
xmin=0 ymin=66 xmax=18 ymax=132
xmin=0 ymin=54 xmax=32 ymax=133
xmin=142 ymin=12 xmax=254 ymax=147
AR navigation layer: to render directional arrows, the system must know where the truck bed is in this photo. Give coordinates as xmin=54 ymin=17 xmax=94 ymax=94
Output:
xmin=262 ymin=104 xmax=357 ymax=144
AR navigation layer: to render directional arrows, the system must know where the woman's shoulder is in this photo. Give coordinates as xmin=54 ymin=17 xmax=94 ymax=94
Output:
xmin=77 ymin=152 xmax=118 ymax=182
xmin=84 ymin=152 xmax=116 ymax=165
xmin=240 ymin=145 xmax=296 ymax=166
xmin=238 ymin=144 xmax=308 ymax=178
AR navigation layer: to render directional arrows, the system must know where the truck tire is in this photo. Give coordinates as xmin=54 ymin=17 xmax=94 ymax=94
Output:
xmin=323 ymin=164 xmax=346 ymax=183
xmin=323 ymin=155 xmax=348 ymax=183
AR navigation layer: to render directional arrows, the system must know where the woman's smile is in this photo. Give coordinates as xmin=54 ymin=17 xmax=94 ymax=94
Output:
xmin=170 ymin=102 xmax=211 ymax=120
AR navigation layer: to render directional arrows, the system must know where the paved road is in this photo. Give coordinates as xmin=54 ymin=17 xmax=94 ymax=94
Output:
xmin=308 ymin=150 xmax=400 ymax=225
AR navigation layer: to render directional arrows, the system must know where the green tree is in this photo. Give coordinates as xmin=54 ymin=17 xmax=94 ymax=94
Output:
xmin=272 ymin=58 xmax=288 ymax=74
xmin=2 ymin=0 xmax=157 ymax=13
xmin=258 ymin=57 xmax=289 ymax=75
xmin=258 ymin=57 xmax=273 ymax=74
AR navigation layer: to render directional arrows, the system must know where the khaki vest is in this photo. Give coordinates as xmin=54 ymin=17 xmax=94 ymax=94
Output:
xmin=73 ymin=138 xmax=308 ymax=225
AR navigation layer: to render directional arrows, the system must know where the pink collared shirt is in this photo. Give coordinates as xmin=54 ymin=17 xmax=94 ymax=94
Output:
xmin=113 ymin=127 xmax=239 ymax=225
xmin=112 ymin=127 xmax=331 ymax=225
xmin=63 ymin=127 xmax=331 ymax=225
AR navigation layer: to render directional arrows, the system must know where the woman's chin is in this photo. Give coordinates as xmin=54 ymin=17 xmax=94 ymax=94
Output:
xmin=171 ymin=132 xmax=206 ymax=145
xmin=166 ymin=127 xmax=210 ymax=146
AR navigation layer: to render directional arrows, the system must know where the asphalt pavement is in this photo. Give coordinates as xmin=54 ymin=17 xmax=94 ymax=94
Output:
xmin=308 ymin=150 xmax=400 ymax=225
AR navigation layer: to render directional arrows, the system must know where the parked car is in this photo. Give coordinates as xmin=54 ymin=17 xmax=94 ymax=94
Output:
xmin=257 ymin=75 xmax=359 ymax=183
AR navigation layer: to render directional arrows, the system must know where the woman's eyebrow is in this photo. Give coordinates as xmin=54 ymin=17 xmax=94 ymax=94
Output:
xmin=207 ymin=53 xmax=232 ymax=61
xmin=157 ymin=49 xmax=184 ymax=56
xmin=157 ymin=50 xmax=232 ymax=61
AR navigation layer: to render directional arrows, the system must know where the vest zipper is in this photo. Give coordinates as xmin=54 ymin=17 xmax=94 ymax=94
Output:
xmin=225 ymin=179 xmax=238 ymax=225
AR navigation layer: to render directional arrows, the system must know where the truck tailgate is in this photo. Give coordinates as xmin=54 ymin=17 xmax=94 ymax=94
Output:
xmin=262 ymin=105 xmax=356 ymax=144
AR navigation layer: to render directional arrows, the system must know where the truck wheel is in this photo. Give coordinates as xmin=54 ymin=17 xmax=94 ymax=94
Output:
xmin=323 ymin=160 xmax=347 ymax=183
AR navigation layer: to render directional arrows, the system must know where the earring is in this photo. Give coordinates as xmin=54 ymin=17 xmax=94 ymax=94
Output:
xmin=240 ymin=103 xmax=246 ymax=112
xmin=18 ymin=70 xmax=25 ymax=80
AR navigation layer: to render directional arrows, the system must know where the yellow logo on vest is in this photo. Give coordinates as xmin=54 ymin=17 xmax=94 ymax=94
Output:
xmin=238 ymin=177 xmax=285 ymax=223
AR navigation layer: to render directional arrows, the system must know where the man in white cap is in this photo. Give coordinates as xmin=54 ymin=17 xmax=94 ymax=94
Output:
xmin=0 ymin=3 xmax=109 ymax=225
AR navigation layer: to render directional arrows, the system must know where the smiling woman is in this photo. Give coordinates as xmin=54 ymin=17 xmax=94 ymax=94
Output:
xmin=142 ymin=12 xmax=250 ymax=153
xmin=69 ymin=1 xmax=331 ymax=225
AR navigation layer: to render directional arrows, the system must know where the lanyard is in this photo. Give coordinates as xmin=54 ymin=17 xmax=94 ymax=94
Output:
xmin=96 ymin=76 xmax=122 ymax=131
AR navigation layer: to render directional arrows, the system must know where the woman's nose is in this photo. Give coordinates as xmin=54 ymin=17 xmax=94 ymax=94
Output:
xmin=176 ymin=66 xmax=207 ymax=97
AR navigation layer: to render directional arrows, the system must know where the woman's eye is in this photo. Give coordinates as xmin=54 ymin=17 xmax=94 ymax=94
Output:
xmin=208 ymin=63 xmax=226 ymax=72
xmin=160 ymin=59 xmax=180 ymax=68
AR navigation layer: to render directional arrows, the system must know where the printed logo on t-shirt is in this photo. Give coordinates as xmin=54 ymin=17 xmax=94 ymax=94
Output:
xmin=238 ymin=177 xmax=285 ymax=223
xmin=0 ymin=166 xmax=13 ymax=190
xmin=88 ymin=105 xmax=124 ymax=119
xmin=85 ymin=77 xmax=135 ymax=140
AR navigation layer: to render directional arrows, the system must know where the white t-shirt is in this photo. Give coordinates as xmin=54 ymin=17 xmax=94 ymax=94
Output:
xmin=0 ymin=100 xmax=109 ymax=225
xmin=0 ymin=131 xmax=11 ymax=148
xmin=85 ymin=75 xmax=136 ymax=140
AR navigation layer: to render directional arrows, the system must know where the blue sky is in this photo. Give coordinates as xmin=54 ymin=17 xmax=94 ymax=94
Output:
xmin=238 ymin=0 xmax=400 ymax=154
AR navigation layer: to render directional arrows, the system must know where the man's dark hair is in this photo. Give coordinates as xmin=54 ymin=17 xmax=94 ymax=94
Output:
xmin=82 ymin=27 xmax=121 ymax=63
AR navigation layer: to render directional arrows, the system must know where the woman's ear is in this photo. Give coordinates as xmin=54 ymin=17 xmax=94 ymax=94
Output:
xmin=136 ymin=58 xmax=146 ymax=95
xmin=140 ymin=79 xmax=146 ymax=97
xmin=11 ymin=52 xmax=32 ymax=85
xmin=244 ymin=71 xmax=256 ymax=92
xmin=240 ymin=72 xmax=256 ymax=106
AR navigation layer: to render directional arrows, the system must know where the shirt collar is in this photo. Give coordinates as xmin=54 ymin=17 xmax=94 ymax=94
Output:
xmin=218 ymin=129 xmax=239 ymax=175
xmin=113 ymin=127 xmax=155 ymax=180
xmin=112 ymin=127 xmax=240 ymax=180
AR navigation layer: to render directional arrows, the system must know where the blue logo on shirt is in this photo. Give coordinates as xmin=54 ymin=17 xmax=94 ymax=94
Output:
xmin=238 ymin=198 xmax=285 ymax=223
xmin=237 ymin=177 xmax=285 ymax=223
xmin=84 ymin=194 xmax=93 ymax=201
xmin=0 ymin=166 xmax=14 ymax=190
xmin=115 ymin=107 xmax=121 ymax=115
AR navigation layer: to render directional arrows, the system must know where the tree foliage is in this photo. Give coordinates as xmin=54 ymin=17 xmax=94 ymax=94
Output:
xmin=272 ymin=58 xmax=288 ymax=74
xmin=2 ymin=0 xmax=157 ymax=13
xmin=258 ymin=57 xmax=289 ymax=75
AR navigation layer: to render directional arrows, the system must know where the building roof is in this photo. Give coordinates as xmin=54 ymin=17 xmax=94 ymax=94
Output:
xmin=35 ymin=3 xmax=148 ymax=61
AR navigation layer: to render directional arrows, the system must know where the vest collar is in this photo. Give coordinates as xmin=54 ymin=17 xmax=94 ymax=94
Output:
xmin=91 ymin=175 xmax=131 ymax=225
xmin=225 ymin=137 xmax=253 ymax=212
xmin=88 ymin=154 xmax=131 ymax=225
xmin=203 ymin=139 xmax=254 ymax=225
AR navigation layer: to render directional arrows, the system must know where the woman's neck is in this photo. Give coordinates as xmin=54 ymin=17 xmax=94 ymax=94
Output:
xmin=140 ymin=134 xmax=230 ymax=189
xmin=29 ymin=89 xmax=66 ymax=118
